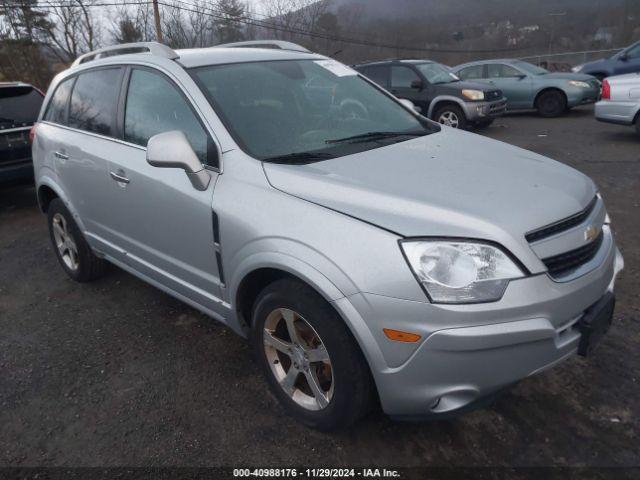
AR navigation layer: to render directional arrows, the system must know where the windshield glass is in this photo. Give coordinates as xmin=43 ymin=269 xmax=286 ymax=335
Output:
xmin=513 ymin=61 xmax=549 ymax=75
xmin=0 ymin=86 xmax=43 ymax=128
xmin=415 ymin=63 xmax=459 ymax=84
xmin=191 ymin=59 xmax=437 ymax=161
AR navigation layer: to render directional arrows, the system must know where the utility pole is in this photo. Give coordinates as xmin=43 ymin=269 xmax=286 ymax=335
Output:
xmin=152 ymin=0 xmax=163 ymax=44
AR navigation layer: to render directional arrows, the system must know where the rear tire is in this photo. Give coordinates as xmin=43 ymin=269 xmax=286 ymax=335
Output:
xmin=635 ymin=115 xmax=640 ymax=137
xmin=433 ymin=104 xmax=468 ymax=129
xmin=47 ymin=198 xmax=107 ymax=282
xmin=536 ymin=90 xmax=567 ymax=118
xmin=251 ymin=278 xmax=374 ymax=431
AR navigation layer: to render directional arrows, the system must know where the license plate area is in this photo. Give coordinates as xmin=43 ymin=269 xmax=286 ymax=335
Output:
xmin=577 ymin=292 xmax=615 ymax=357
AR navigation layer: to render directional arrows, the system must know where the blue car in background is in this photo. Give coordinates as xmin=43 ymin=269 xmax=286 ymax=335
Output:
xmin=573 ymin=40 xmax=640 ymax=80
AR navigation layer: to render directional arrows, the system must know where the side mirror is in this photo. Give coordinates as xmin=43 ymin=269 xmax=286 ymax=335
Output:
xmin=410 ymin=79 xmax=424 ymax=90
xmin=516 ymin=74 xmax=527 ymax=80
xmin=619 ymin=53 xmax=628 ymax=62
xmin=146 ymin=130 xmax=211 ymax=191
xmin=398 ymin=98 xmax=421 ymax=113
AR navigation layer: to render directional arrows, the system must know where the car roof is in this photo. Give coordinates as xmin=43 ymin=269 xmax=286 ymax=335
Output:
xmin=453 ymin=58 xmax=522 ymax=70
xmin=68 ymin=46 xmax=324 ymax=72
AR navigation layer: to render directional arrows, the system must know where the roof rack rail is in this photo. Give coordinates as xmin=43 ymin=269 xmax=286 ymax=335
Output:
xmin=71 ymin=42 xmax=179 ymax=67
xmin=214 ymin=40 xmax=311 ymax=53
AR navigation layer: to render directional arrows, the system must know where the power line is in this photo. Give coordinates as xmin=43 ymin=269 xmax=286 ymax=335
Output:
xmin=163 ymin=0 xmax=529 ymax=54
xmin=3 ymin=0 xmax=531 ymax=54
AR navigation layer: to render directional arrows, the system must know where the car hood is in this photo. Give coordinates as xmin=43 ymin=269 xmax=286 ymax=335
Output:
xmin=263 ymin=128 xmax=596 ymax=268
xmin=578 ymin=58 xmax=610 ymax=72
xmin=542 ymin=72 xmax=596 ymax=81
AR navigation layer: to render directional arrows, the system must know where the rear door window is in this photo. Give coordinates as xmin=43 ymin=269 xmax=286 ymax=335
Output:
xmin=362 ymin=65 xmax=390 ymax=88
xmin=488 ymin=64 xmax=522 ymax=78
xmin=68 ymin=68 xmax=122 ymax=137
xmin=457 ymin=65 xmax=485 ymax=80
xmin=44 ymin=77 xmax=75 ymax=125
xmin=0 ymin=86 xmax=44 ymax=130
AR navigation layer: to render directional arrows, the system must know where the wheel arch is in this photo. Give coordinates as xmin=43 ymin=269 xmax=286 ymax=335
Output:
xmin=36 ymin=172 xmax=88 ymax=233
xmin=534 ymin=87 xmax=567 ymax=108
xmin=37 ymin=184 xmax=58 ymax=213
xmin=230 ymin=251 xmax=352 ymax=333
xmin=233 ymin=264 xmax=387 ymax=407
xmin=427 ymin=95 xmax=466 ymax=119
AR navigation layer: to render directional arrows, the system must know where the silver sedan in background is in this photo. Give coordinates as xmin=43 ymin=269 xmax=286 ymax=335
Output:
xmin=595 ymin=73 xmax=640 ymax=136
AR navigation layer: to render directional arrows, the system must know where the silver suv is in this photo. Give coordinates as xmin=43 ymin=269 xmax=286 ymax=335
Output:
xmin=33 ymin=41 xmax=624 ymax=430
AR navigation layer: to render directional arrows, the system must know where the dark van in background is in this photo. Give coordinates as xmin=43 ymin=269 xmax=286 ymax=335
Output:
xmin=0 ymin=82 xmax=44 ymax=186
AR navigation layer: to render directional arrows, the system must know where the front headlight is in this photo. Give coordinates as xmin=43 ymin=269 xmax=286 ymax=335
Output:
xmin=461 ymin=89 xmax=485 ymax=101
xmin=400 ymin=240 xmax=525 ymax=304
xmin=568 ymin=80 xmax=590 ymax=88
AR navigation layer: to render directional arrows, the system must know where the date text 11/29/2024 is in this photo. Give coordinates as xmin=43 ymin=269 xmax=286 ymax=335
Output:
xmin=233 ymin=468 xmax=401 ymax=478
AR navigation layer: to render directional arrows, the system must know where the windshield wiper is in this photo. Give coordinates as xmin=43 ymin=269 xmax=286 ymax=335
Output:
xmin=262 ymin=151 xmax=335 ymax=164
xmin=325 ymin=130 xmax=425 ymax=144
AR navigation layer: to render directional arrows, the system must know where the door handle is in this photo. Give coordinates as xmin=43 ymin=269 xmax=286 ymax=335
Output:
xmin=110 ymin=170 xmax=130 ymax=184
xmin=54 ymin=151 xmax=69 ymax=160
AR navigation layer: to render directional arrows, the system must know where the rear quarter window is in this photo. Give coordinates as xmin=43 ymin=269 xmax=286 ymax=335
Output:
xmin=0 ymin=86 xmax=44 ymax=130
xmin=44 ymin=77 xmax=75 ymax=125
xmin=68 ymin=68 xmax=122 ymax=137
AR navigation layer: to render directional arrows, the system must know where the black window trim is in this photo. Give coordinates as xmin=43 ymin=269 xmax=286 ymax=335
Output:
xmin=120 ymin=64 xmax=220 ymax=171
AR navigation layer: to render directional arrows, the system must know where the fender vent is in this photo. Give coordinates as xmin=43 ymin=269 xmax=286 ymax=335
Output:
xmin=212 ymin=211 xmax=225 ymax=286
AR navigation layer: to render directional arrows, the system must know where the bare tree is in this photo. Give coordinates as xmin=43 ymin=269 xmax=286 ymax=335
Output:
xmin=161 ymin=0 xmax=217 ymax=49
xmin=260 ymin=0 xmax=330 ymax=45
xmin=40 ymin=0 xmax=102 ymax=62
xmin=0 ymin=0 xmax=53 ymax=87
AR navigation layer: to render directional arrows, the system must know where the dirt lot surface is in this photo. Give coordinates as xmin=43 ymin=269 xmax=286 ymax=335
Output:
xmin=1 ymin=106 xmax=638 ymax=473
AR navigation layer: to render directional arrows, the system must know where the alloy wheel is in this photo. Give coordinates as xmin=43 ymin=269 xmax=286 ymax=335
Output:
xmin=438 ymin=111 xmax=459 ymax=128
xmin=52 ymin=213 xmax=79 ymax=271
xmin=263 ymin=308 xmax=334 ymax=411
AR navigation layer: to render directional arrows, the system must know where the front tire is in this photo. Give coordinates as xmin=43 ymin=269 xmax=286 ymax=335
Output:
xmin=251 ymin=278 xmax=374 ymax=430
xmin=635 ymin=115 xmax=640 ymax=137
xmin=47 ymin=198 xmax=106 ymax=282
xmin=434 ymin=104 xmax=468 ymax=129
xmin=536 ymin=90 xmax=567 ymax=118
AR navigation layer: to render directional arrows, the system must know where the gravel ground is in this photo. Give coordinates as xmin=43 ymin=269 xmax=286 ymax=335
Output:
xmin=0 ymin=106 xmax=638 ymax=472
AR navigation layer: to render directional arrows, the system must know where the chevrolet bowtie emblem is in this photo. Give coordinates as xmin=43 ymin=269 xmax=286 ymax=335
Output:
xmin=584 ymin=225 xmax=600 ymax=242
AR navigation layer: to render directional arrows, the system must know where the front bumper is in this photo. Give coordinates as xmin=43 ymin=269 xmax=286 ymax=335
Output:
xmin=566 ymin=85 xmax=600 ymax=107
xmin=595 ymin=100 xmax=638 ymax=126
xmin=333 ymin=233 xmax=623 ymax=417
xmin=461 ymin=97 xmax=507 ymax=121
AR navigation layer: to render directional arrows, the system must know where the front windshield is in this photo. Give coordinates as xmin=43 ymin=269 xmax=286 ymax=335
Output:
xmin=415 ymin=62 xmax=459 ymax=84
xmin=514 ymin=61 xmax=549 ymax=75
xmin=190 ymin=59 xmax=437 ymax=161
